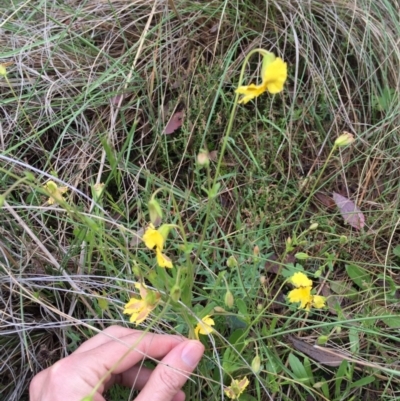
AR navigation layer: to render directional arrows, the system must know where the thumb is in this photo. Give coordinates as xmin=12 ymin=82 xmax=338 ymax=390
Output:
xmin=135 ymin=340 xmax=204 ymax=401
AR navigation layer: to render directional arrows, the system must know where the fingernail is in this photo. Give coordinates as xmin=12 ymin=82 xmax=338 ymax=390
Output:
xmin=181 ymin=341 xmax=204 ymax=368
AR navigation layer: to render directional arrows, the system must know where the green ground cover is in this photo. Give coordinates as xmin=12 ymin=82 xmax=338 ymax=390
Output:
xmin=1 ymin=0 xmax=400 ymax=400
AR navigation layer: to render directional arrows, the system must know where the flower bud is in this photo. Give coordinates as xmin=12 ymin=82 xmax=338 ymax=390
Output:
xmin=158 ymin=224 xmax=171 ymax=242
xmin=285 ymin=236 xmax=294 ymax=252
xmin=169 ymin=285 xmax=181 ymax=302
xmin=251 ymin=355 xmax=261 ymax=373
xmin=253 ymin=245 xmax=260 ymax=256
xmin=317 ymin=335 xmax=329 ymax=345
xmin=334 ymin=132 xmax=354 ymax=147
xmin=224 ymin=290 xmax=234 ymax=308
xmin=196 ymin=150 xmax=210 ymax=167
xmin=226 ymin=255 xmax=238 ymax=269
xmin=92 ymin=183 xmax=104 ymax=200
xmin=148 ymin=198 xmax=163 ymax=226
xmin=0 ymin=64 xmax=7 ymax=77
xmin=339 ymin=235 xmax=348 ymax=245
xmin=0 ymin=194 xmax=5 ymax=208
xmin=295 ymin=252 xmax=309 ymax=260
xmin=309 ymin=223 xmax=318 ymax=231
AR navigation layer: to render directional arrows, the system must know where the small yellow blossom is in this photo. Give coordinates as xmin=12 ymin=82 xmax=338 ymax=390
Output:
xmin=236 ymin=52 xmax=287 ymax=104
xmin=143 ymin=224 xmax=174 ymax=268
xmin=194 ymin=315 xmax=215 ymax=340
xmin=123 ymin=283 xmax=160 ymax=325
xmin=290 ymin=272 xmax=313 ymax=288
xmin=142 ymin=224 xmax=164 ymax=250
xmin=287 ymin=287 xmax=313 ymax=309
xmin=312 ymin=295 xmax=326 ymax=309
xmin=43 ymin=180 xmax=68 ymax=205
xmin=287 ymin=272 xmax=326 ymax=310
xmin=156 ymin=248 xmax=173 ymax=268
xmin=224 ymin=377 xmax=250 ymax=400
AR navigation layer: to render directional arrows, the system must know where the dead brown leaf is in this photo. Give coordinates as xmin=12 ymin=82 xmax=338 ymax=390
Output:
xmin=290 ymin=336 xmax=349 ymax=367
xmin=164 ymin=111 xmax=184 ymax=134
xmin=314 ymin=192 xmax=335 ymax=209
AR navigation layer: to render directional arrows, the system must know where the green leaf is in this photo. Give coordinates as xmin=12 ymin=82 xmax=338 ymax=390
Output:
xmin=349 ymin=375 xmax=375 ymax=389
xmin=236 ymin=298 xmax=248 ymax=316
xmin=393 ymin=245 xmax=400 ymax=257
xmin=288 ymin=353 xmax=310 ymax=384
xmin=208 ymin=182 xmax=221 ymax=199
xmin=345 ymin=264 xmax=372 ymax=289
xmin=349 ymin=328 xmax=359 ymax=354
xmin=373 ymin=307 xmax=400 ymax=328
xmin=314 ymin=381 xmax=330 ymax=398
xmin=303 ymin=357 xmax=315 ymax=384
xmin=335 ymin=360 xmax=348 ymax=398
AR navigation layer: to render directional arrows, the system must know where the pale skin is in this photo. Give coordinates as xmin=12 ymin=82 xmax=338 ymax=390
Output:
xmin=29 ymin=326 xmax=205 ymax=401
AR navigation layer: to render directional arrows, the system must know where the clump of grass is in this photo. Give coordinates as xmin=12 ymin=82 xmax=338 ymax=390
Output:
xmin=1 ymin=0 xmax=400 ymax=400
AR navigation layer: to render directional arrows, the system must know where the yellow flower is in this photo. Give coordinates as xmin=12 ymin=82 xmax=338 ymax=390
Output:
xmin=290 ymin=272 xmax=313 ymax=288
xmin=312 ymin=295 xmax=326 ymax=309
xmin=142 ymin=224 xmax=164 ymax=250
xmin=287 ymin=272 xmax=326 ymax=310
xmin=236 ymin=53 xmax=287 ymax=104
xmin=43 ymin=180 xmax=68 ymax=205
xmin=194 ymin=315 xmax=215 ymax=340
xmin=156 ymin=248 xmax=173 ymax=268
xmin=123 ymin=283 xmax=160 ymax=325
xmin=224 ymin=377 xmax=250 ymax=400
xmin=287 ymin=287 xmax=313 ymax=309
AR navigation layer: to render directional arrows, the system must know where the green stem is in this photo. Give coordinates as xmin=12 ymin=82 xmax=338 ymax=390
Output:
xmin=193 ymin=49 xmax=267 ymax=268
xmin=293 ymin=145 xmax=338 ymax=235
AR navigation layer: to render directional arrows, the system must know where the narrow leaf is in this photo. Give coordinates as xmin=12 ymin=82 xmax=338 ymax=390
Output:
xmin=288 ymin=353 xmax=310 ymax=383
xmin=345 ymin=264 xmax=372 ymax=289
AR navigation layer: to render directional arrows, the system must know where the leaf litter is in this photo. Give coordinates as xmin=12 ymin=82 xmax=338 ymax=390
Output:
xmin=332 ymin=192 xmax=365 ymax=230
xmin=164 ymin=110 xmax=184 ymax=134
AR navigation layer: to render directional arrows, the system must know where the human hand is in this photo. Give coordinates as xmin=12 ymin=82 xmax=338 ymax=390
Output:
xmin=29 ymin=325 xmax=205 ymax=401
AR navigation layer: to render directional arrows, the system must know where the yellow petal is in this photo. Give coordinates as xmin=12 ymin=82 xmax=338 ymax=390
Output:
xmin=123 ymin=298 xmax=146 ymax=313
xmin=133 ymin=306 xmax=152 ymax=324
xmin=124 ymin=298 xmax=152 ymax=325
xmin=235 ymin=84 xmax=265 ymax=104
xmin=143 ymin=225 xmax=164 ymax=250
xmin=262 ymin=57 xmax=287 ymax=94
xmin=312 ymin=295 xmax=326 ymax=309
xmin=287 ymin=287 xmax=313 ymax=309
xmin=156 ymin=249 xmax=173 ymax=268
xmin=224 ymin=377 xmax=250 ymax=399
xmin=44 ymin=181 xmax=68 ymax=204
xmin=195 ymin=315 xmax=215 ymax=337
xmin=290 ymin=272 xmax=313 ymax=288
